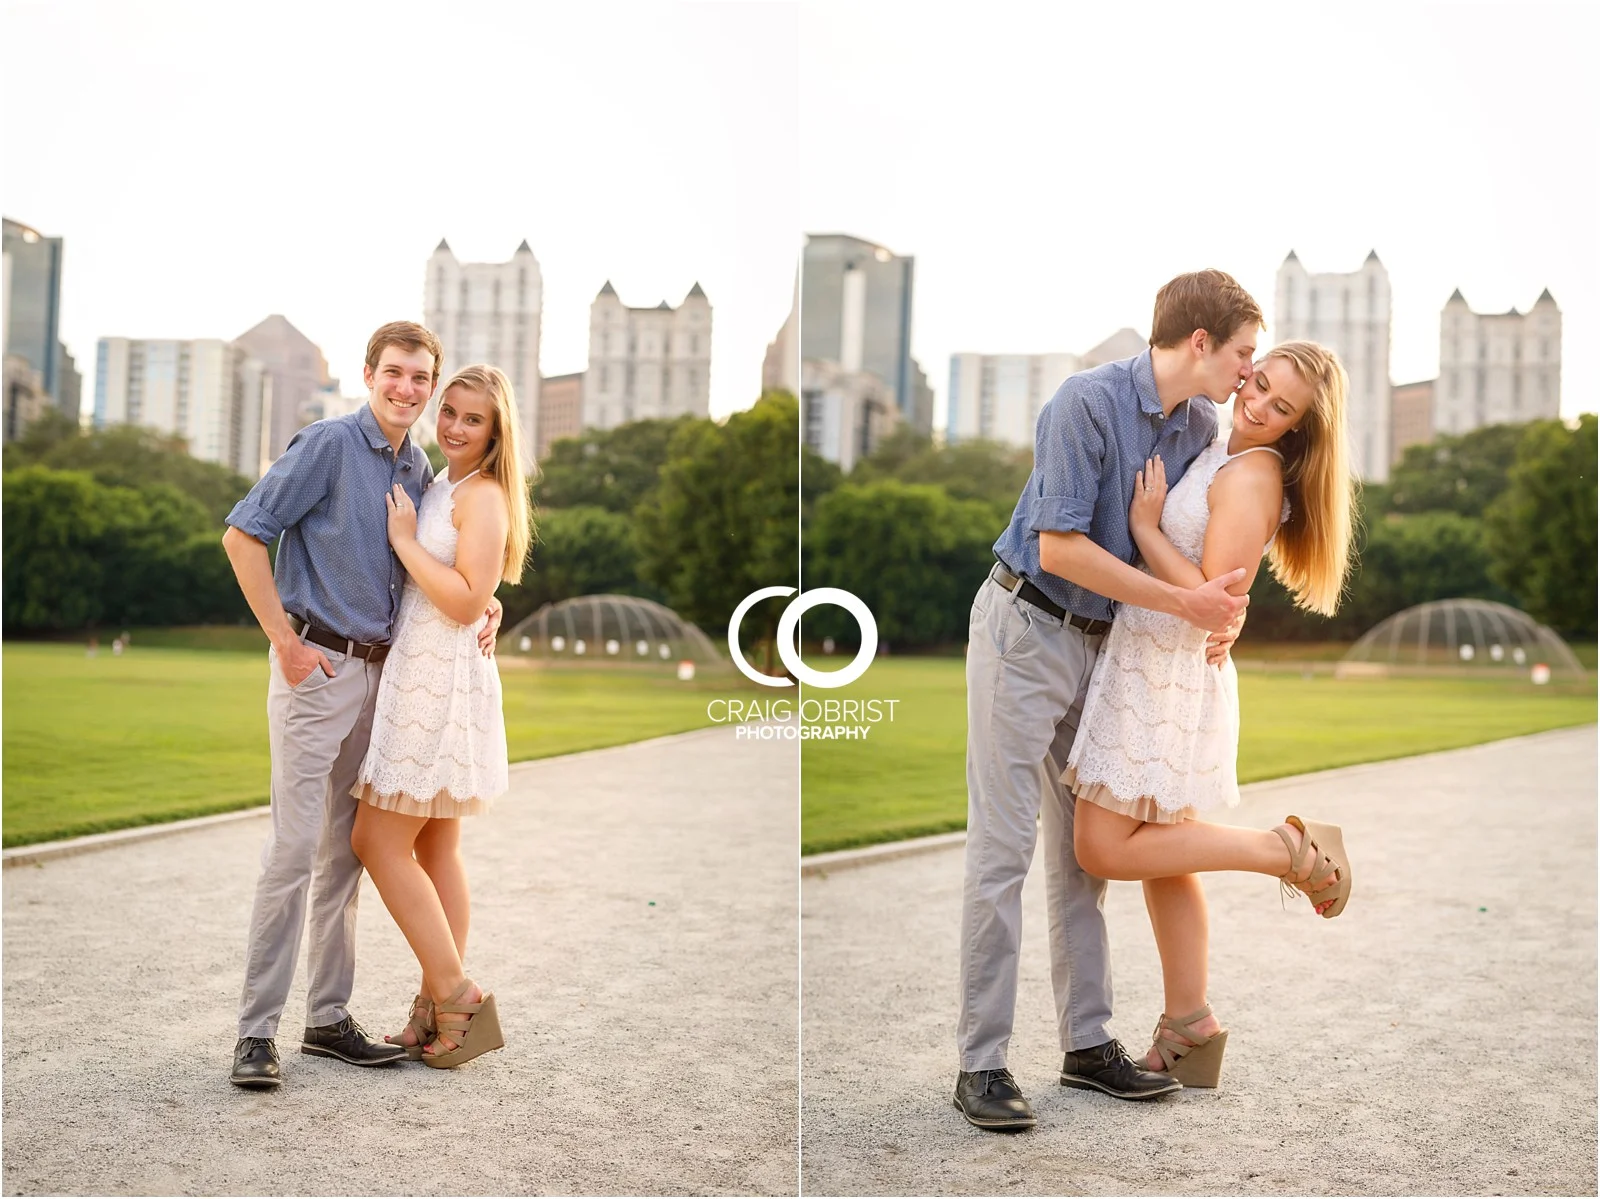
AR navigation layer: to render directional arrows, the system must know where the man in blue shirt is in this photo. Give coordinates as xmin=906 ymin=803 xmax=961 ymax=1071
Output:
xmin=955 ymin=271 xmax=1263 ymax=1130
xmin=222 ymin=321 xmax=502 ymax=1089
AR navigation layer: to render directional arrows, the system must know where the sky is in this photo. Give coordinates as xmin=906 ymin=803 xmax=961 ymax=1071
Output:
xmin=2 ymin=0 xmax=799 ymax=421
xmin=800 ymin=1 xmax=1597 ymax=430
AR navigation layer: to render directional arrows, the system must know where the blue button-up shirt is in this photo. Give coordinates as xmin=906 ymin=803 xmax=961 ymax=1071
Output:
xmin=992 ymin=349 xmax=1218 ymax=623
xmin=226 ymin=404 xmax=432 ymax=645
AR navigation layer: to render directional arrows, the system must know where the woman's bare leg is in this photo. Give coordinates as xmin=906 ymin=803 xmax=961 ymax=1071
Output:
xmin=350 ymin=805 xmax=467 ymax=1014
xmin=1075 ymin=801 xmax=1337 ymax=914
xmin=411 ymin=816 xmax=481 ymax=1053
xmin=1140 ymin=874 xmax=1222 ymax=1069
xmin=414 ymin=818 xmax=470 ymax=962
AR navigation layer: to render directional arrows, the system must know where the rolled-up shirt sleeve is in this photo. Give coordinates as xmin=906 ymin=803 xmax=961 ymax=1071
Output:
xmin=224 ymin=422 xmax=337 ymax=543
xmin=1026 ymin=378 xmax=1108 ymax=535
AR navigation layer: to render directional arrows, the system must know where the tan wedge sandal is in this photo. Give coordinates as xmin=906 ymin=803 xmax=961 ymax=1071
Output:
xmin=1275 ymin=815 xmax=1352 ymax=919
xmin=422 ymin=979 xmax=505 ymax=1069
xmin=387 ymin=993 xmax=435 ymax=1061
xmin=1150 ymin=1004 xmax=1229 ymax=1089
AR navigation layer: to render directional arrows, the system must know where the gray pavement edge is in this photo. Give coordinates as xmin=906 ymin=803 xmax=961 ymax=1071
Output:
xmin=799 ymin=723 xmax=1596 ymax=876
xmin=2 ymin=722 xmax=740 ymax=869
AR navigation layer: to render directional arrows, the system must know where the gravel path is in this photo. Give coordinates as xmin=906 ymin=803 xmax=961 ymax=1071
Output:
xmin=3 ymin=726 xmax=799 ymax=1197
xmin=801 ymin=727 xmax=1598 ymax=1196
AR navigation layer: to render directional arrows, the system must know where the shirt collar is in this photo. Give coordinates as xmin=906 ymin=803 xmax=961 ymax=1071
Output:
xmin=1131 ymin=347 xmax=1192 ymax=431
xmin=355 ymin=402 xmax=418 ymax=463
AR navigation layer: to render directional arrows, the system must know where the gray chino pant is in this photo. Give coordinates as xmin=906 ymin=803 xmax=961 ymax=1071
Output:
xmin=958 ymin=573 xmax=1112 ymax=1071
xmin=237 ymin=639 xmax=383 ymax=1039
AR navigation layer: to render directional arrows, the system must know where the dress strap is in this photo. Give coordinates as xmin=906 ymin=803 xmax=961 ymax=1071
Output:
xmin=1226 ymin=445 xmax=1283 ymax=462
xmin=444 ymin=468 xmax=480 ymax=487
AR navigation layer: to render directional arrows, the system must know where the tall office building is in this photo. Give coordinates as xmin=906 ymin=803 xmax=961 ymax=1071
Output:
xmin=585 ymin=281 xmax=712 ymax=430
xmin=945 ymin=327 xmax=1148 ymax=450
xmin=802 ymin=358 xmax=899 ymax=472
xmin=233 ymin=314 xmax=333 ymax=463
xmin=762 ymin=273 xmax=799 ymax=395
xmin=1080 ymin=327 xmax=1147 ymax=369
xmin=300 ymin=384 xmax=367 ymax=425
xmin=802 ymin=233 xmax=930 ymax=433
xmin=1389 ymin=378 xmax=1436 ymax=465
xmin=1274 ymin=250 xmax=1393 ymax=481
xmin=946 ymin=352 xmax=1081 ymax=448
xmin=2 ymin=216 xmax=80 ymax=422
xmin=4 ymin=354 xmax=50 ymax=442
xmin=94 ymin=338 xmax=271 ymax=478
xmin=537 ymin=372 xmax=584 ymax=458
xmin=424 ymin=239 xmax=542 ymax=472
xmin=1435 ymin=289 xmax=1561 ymax=435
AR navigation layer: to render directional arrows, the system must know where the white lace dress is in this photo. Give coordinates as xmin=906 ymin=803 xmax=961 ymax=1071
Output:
xmin=1063 ymin=439 xmax=1288 ymax=824
xmin=352 ymin=470 xmax=507 ymax=818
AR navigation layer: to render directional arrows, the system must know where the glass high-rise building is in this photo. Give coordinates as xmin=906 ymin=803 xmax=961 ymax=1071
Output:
xmin=2 ymin=216 xmax=74 ymax=419
xmin=801 ymin=233 xmax=926 ymax=432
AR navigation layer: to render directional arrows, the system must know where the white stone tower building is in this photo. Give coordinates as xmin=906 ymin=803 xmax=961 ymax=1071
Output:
xmin=585 ymin=281 xmax=712 ymax=430
xmin=1274 ymin=249 xmax=1393 ymax=481
xmin=424 ymin=239 xmax=542 ymax=472
xmin=1435 ymin=288 xmax=1561 ymax=435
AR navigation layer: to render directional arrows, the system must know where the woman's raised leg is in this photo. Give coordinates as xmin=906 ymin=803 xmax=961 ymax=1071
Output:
xmin=1074 ymin=801 xmax=1340 ymax=915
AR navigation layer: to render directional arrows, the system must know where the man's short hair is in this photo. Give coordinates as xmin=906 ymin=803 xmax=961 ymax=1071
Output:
xmin=365 ymin=321 xmax=444 ymax=382
xmin=1149 ymin=270 xmax=1265 ymax=350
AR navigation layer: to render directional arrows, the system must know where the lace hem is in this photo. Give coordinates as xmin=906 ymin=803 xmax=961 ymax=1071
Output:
xmin=1062 ymin=764 xmax=1194 ymax=824
xmin=352 ymin=781 xmax=493 ymax=819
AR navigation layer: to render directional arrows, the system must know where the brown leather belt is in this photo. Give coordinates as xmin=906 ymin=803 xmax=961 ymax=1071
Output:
xmin=990 ymin=562 xmax=1112 ymax=637
xmin=288 ymin=615 xmax=390 ymax=663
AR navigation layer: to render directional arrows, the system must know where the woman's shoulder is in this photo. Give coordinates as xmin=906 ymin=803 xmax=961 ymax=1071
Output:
xmin=1209 ymin=446 xmax=1284 ymax=509
xmin=1218 ymin=446 xmax=1284 ymax=482
xmin=452 ymin=472 xmax=509 ymax=523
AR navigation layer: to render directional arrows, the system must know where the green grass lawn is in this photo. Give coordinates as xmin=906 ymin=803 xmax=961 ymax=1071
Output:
xmin=1 ymin=643 xmax=759 ymax=847
xmin=800 ymin=657 xmax=1597 ymax=854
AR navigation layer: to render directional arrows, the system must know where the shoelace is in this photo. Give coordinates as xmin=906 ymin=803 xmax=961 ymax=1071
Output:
xmin=1100 ymin=1038 xmax=1133 ymax=1065
xmin=240 ymin=1036 xmax=275 ymax=1054
xmin=974 ymin=1068 xmax=1018 ymax=1094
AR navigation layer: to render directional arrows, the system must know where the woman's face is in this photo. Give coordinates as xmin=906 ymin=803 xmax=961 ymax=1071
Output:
xmin=436 ymin=385 xmax=497 ymax=470
xmin=1231 ymin=355 xmax=1313 ymax=448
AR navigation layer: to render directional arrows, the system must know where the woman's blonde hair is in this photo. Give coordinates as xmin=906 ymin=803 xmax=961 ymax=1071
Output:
xmin=1259 ymin=340 xmax=1357 ymax=616
xmin=438 ymin=364 xmax=533 ymax=584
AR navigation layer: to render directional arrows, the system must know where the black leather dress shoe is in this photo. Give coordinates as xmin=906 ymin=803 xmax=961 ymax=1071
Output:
xmin=953 ymin=1068 xmax=1036 ymax=1131
xmin=1060 ymin=1038 xmax=1182 ymax=1100
xmin=230 ymin=1037 xmax=281 ymax=1089
xmin=301 ymin=1015 xmax=407 ymax=1066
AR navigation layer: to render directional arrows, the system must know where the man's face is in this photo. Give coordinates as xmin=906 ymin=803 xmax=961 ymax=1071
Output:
xmin=1197 ymin=326 xmax=1258 ymax=404
xmin=363 ymin=345 xmax=437 ymax=437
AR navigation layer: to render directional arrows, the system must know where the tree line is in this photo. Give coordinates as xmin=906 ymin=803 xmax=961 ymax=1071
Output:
xmin=5 ymin=400 xmax=1591 ymax=648
xmin=798 ymin=415 xmax=1597 ymax=648
xmin=2 ymin=395 xmax=802 ymax=643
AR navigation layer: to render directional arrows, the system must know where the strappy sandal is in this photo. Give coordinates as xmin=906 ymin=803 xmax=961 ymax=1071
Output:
xmin=1150 ymin=1003 xmax=1229 ymax=1089
xmin=422 ymin=979 xmax=505 ymax=1069
xmin=387 ymin=993 xmax=436 ymax=1061
xmin=1275 ymin=815 xmax=1352 ymax=919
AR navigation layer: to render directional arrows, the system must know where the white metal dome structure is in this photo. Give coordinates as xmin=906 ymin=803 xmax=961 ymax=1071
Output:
xmin=1339 ymin=598 xmax=1583 ymax=675
xmin=505 ymin=594 xmax=722 ymax=665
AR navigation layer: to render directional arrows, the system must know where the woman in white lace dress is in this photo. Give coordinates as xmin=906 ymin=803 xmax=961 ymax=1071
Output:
xmin=349 ymin=364 xmax=532 ymax=1069
xmin=1063 ymin=342 xmax=1357 ymax=1088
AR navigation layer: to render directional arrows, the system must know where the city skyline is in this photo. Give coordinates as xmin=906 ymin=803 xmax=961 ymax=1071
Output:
xmin=1 ymin=2 xmax=798 ymax=423
xmin=800 ymin=2 xmax=1596 ymax=431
